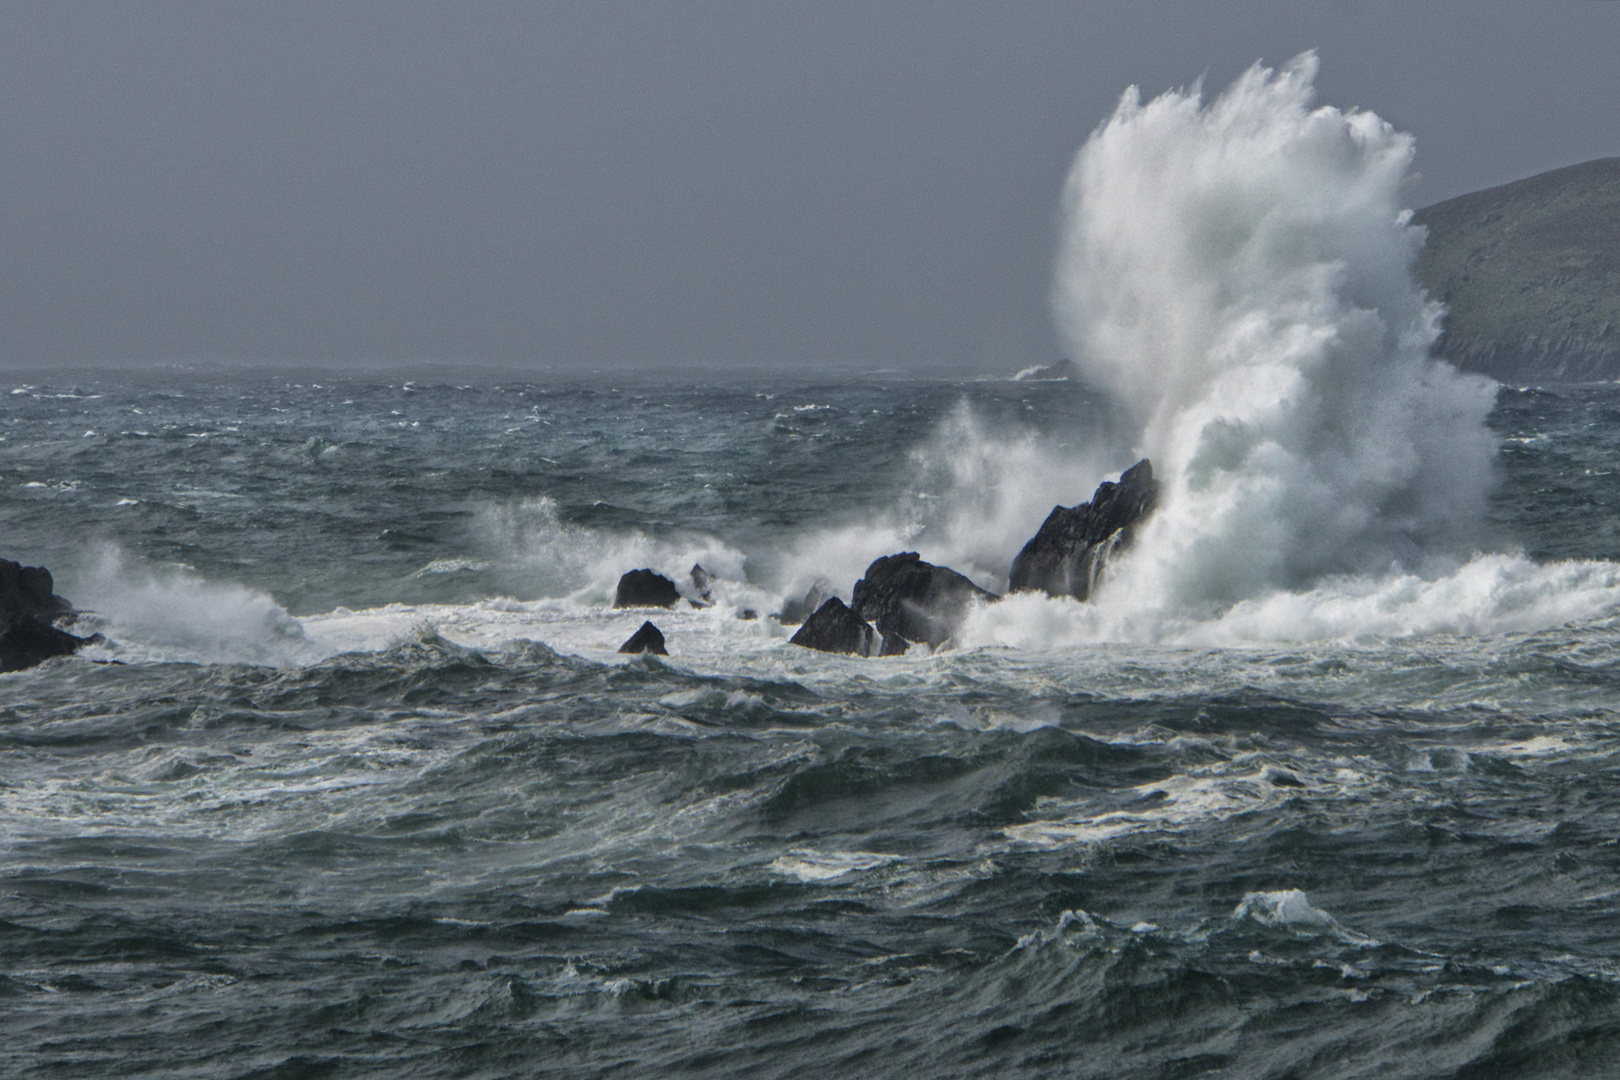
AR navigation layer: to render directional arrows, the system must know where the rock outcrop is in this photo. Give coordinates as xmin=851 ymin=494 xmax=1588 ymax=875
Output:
xmin=613 ymin=569 xmax=680 ymax=609
xmin=618 ymin=621 xmax=668 ymax=655
xmin=1 ymin=559 xmax=93 ymax=672
xmin=1008 ymin=460 xmax=1158 ymax=601
xmin=850 ymin=552 xmax=998 ymax=648
xmin=788 ymin=597 xmax=877 ymax=656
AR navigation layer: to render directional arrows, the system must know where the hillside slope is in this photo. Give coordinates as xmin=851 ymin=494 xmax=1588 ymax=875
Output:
xmin=1413 ymin=157 xmax=1620 ymax=384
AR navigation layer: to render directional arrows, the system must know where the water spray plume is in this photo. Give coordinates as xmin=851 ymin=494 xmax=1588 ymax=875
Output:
xmin=1053 ymin=53 xmax=1498 ymax=609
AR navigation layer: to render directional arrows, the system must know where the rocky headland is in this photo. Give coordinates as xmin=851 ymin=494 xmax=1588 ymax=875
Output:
xmin=1413 ymin=157 xmax=1620 ymax=384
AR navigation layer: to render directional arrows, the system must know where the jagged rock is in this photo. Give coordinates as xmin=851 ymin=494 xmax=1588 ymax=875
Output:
xmin=789 ymin=597 xmax=877 ymax=656
xmin=850 ymin=552 xmax=998 ymax=648
xmin=1 ymin=559 xmax=92 ymax=672
xmin=775 ymin=578 xmax=832 ymax=626
xmin=613 ymin=569 xmax=680 ymax=609
xmin=1008 ymin=459 xmax=1159 ymax=601
xmin=737 ymin=608 xmax=759 ymax=621
xmin=617 ymin=620 xmax=668 ymax=655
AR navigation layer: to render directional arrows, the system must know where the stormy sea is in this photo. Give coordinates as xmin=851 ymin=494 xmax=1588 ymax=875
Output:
xmin=7 ymin=57 xmax=1620 ymax=1080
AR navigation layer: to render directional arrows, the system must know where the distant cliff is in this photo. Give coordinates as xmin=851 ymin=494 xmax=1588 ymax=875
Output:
xmin=1413 ymin=157 xmax=1620 ymax=384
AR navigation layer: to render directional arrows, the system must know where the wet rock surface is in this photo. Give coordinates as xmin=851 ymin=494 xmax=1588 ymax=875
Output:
xmin=851 ymin=552 xmax=998 ymax=648
xmin=1008 ymin=459 xmax=1158 ymax=601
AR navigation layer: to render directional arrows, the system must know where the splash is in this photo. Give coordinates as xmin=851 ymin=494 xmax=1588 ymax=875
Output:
xmin=73 ymin=547 xmax=321 ymax=666
xmin=943 ymin=53 xmax=1620 ymax=647
xmin=1053 ymin=53 xmax=1497 ymax=613
xmin=475 ymin=496 xmax=750 ymax=605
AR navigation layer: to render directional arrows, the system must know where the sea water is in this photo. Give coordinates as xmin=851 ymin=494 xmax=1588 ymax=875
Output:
xmin=7 ymin=56 xmax=1620 ymax=1078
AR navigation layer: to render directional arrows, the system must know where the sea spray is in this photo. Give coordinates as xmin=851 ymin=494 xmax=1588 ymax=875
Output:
xmin=770 ymin=402 xmax=1118 ymax=600
xmin=1052 ymin=53 xmax=1498 ymax=609
xmin=474 ymin=495 xmax=749 ymax=604
xmin=73 ymin=546 xmax=320 ymax=666
xmin=948 ymin=55 xmax=1620 ymax=648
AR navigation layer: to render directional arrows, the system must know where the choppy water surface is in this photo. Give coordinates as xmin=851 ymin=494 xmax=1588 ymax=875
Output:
xmin=5 ymin=376 xmax=1620 ymax=1078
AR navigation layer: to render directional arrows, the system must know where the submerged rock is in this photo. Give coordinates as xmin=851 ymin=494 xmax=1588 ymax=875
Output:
xmin=613 ymin=569 xmax=680 ymax=609
xmin=618 ymin=620 xmax=668 ymax=656
xmin=789 ymin=597 xmax=877 ymax=657
xmin=851 ymin=552 xmax=998 ymax=648
xmin=0 ymin=559 xmax=93 ymax=672
xmin=1008 ymin=459 xmax=1159 ymax=601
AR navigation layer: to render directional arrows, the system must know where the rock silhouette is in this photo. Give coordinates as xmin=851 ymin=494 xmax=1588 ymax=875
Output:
xmin=0 ymin=559 xmax=94 ymax=672
xmin=788 ymin=597 xmax=877 ymax=656
xmin=618 ymin=621 xmax=668 ymax=655
xmin=614 ymin=569 xmax=680 ymax=609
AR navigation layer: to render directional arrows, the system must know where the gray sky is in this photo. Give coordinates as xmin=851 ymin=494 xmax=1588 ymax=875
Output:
xmin=2 ymin=1 xmax=1618 ymax=374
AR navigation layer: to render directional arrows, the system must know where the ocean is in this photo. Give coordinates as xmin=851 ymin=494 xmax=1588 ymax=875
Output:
xmin=8 ymin=55 xmax=1620 ymax=1080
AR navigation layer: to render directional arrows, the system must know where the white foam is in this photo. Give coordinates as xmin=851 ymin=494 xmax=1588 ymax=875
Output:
xmin=1234 ymin=889 xmax=1336 ymax=929
xmin=1005 ymin=765 xmax=1283 ymax=847
xmin=768 ymin=850 xmax=898 ymax=882
xmin=960 ymin=553 xmax=1620 ymax=647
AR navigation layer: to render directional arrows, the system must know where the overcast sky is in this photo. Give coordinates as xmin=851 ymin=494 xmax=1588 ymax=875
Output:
xmin=2 ymin=1 xmax=1617 ymax=374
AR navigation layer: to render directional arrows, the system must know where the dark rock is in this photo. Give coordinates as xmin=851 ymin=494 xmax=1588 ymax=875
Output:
xmin=613 ymin=569 xmax=680 ymax=609
xmin=850 ymin=552 xmax=998 ymax=648
xmin=1008 ymin=459 xmax=1159 ymax=601
xmin=879 ymin=632 xmax=910 ymax=657
xmin=775 ymin=578 xmax=832 ymax=626
xmin=618 ymin=621 xmax=667 ymax=655
xmin=1015 ymin=358 xmax=1080 ymax=382
xmin=690 ymin=564 xmax=713 ymax=602
xmin=1 ymin=559 xmax=92 ymax=672
xmin=0 ymin=616 xmax=92 ymax=672
xmin=737 ymin=608 xmax=759 ymax=621
xmin=1 ymin=560 xmax=70 ymax=617
xmin=788 ymin=597 xmax=877 ymax=656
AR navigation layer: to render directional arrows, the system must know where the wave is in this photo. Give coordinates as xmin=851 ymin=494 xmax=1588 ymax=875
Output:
xmin=72 ymin=547 xmax=322 ymax=666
